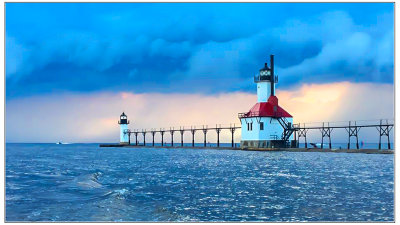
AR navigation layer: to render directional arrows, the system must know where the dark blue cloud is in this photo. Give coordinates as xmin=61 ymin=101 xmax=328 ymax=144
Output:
xmin=6 ymin=3 xmax=394 ymax=98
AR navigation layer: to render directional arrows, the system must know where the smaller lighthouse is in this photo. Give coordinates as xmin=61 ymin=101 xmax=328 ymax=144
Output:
xmin=118 ymin=112 xmax=130 ymax=145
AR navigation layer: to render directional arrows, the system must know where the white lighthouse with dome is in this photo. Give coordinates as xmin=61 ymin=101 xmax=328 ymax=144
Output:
xmin=239 ymin=55 xmax=294 ymax=148
xmin=118 ymin=112 xmax=130 ymax=145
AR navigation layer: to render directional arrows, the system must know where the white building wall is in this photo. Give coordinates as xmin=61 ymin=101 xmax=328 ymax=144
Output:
xmin=240 ymin=117 xmax=294 ymax=141
xmin=120 ymin=124 xmax=129 ymax=143
xmin=257 ymin=82 xmax=275 ymax=102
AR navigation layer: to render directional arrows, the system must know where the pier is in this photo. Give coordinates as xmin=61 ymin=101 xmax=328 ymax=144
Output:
xmin=98 ymin=144 xmax=393 ymax=154
xmin=292 ymin=119 xmax=394 ymax=150
xmin=125 ymin=124 xmax=240 ymax=148
xmin=104 ymin=119 xmax=394 ymax=152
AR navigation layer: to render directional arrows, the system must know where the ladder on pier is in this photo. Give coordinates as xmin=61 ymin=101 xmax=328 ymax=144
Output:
xmin=277 ymin=117 xmax=295 ymax=141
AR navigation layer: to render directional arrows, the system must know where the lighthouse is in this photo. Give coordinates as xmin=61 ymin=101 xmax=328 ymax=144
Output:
xmin=118 ymin=112 xmax=130 ymax=145
xmin=238 ymin=55 xmax=294 ymax=148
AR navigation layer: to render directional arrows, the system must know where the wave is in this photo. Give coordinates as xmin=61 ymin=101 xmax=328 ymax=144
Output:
xmin=74 ymin=171 xmax=104 ymax=189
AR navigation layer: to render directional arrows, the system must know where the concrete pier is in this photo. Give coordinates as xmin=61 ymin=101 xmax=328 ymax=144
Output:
xmin=99 ymin=144 xmax=393 ymax=154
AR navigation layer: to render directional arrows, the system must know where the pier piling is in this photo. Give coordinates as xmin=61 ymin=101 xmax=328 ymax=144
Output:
xmin=151 ymin=130 xmax=156 ymax=146
xmin=230 ymin=124 xmax=236 ymax=147
xmin=142 ymin=130 xmax=146 ymax=146
xmin=170 ymin=128 xmax=175 ymax=146
xmin=160 ymin=129 xmax=165 ymax=146
xmin=180 ymin=127 xmax=184 ymax=147
xmin=134 ymin=132 xmax=138 ymax=146
xmin=202 ymin=126 xmax=208 ymax=147
xmin=216 ymin=125 xmax=222 ymax=147
xmin=191 ymin=127 xmax=196 ymax=147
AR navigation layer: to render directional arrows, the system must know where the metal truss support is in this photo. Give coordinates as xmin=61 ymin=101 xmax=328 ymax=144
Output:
xmin=345 ymin=121 xmax=361 ymax=149
xmin=320 ymin=122 xmax=333 ymax=149
xmin=376 ymin=119 xmax=393 ymax=150
xmin=297 ymin=124 xmax=308 ymax=148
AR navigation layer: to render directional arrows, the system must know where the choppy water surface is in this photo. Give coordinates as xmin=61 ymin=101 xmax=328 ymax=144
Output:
xmin=6 ymin=143 xmax=393 ymax=222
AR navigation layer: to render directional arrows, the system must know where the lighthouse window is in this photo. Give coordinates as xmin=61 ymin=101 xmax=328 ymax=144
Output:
xmin=260 ymin=122 xmax=264 ymax=130
xmin=247 ymin=122 xmax=253 ymax=131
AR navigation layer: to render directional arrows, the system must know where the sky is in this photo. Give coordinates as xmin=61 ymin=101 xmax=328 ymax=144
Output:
xmin=5 ymin=3 xmax=394 ymax=143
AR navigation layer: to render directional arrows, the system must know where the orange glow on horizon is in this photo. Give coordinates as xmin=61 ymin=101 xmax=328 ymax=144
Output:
xmin=6 ymin=82 xmax=394 ymax=142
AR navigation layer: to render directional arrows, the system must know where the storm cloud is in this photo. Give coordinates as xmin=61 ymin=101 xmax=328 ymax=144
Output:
xmin=6 ymin=3 xmax=394 ymax=98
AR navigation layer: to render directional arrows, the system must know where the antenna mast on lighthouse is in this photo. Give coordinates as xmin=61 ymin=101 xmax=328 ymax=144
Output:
xmin=270 ymin=54 xmax=275 ymax=96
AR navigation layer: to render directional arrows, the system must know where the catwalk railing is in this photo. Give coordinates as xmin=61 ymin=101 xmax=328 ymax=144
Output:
xmin=125 ymin=124 xmax=240 ymax=147
xmin=293 ymin=119 xmax=394 ymax=150
xmin=123 ymin=119 xmax=394 ymax=150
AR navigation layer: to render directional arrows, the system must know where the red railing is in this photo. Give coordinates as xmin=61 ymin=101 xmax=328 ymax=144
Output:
xmin=238 ymin=111 xmax=284 ymax=119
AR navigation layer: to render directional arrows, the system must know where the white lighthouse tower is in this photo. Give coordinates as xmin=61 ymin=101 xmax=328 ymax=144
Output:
xmin=239 ymin=55 xmax=294 ymax=148
xmin=118 ymin=112 xmax=130 ymax=145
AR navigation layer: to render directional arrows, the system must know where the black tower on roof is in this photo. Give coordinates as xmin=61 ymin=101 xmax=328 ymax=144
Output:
xmin=255 ymin=55 xmax=277 ymax=96
xmin=118 ymin=112 xmax=129 ymax=125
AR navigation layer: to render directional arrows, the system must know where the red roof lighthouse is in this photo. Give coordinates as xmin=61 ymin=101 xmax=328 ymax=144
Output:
xmin=240 ymin=95 xmax=292 ymax=119
xmin=239 ymin=55 xmax=294 ymax=148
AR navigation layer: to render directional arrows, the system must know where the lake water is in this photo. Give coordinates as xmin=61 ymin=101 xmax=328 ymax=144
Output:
xmin=6 ymin=143 xmax=394 ymax=222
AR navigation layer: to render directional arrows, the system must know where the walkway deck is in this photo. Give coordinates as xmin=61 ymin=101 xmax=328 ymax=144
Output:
xmin=99 ymin=144 xmax=393 ymax=154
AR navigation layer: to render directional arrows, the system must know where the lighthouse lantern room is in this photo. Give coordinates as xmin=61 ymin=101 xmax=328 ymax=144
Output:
xmin=239 ymin=55 xmax=295 ymax=148
xmin=118 ymin=112 xmax=130 ymax=145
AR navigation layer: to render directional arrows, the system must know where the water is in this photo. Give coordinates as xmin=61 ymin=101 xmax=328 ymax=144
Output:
xmin=6 ymin=143 xmax=394 ymax=222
